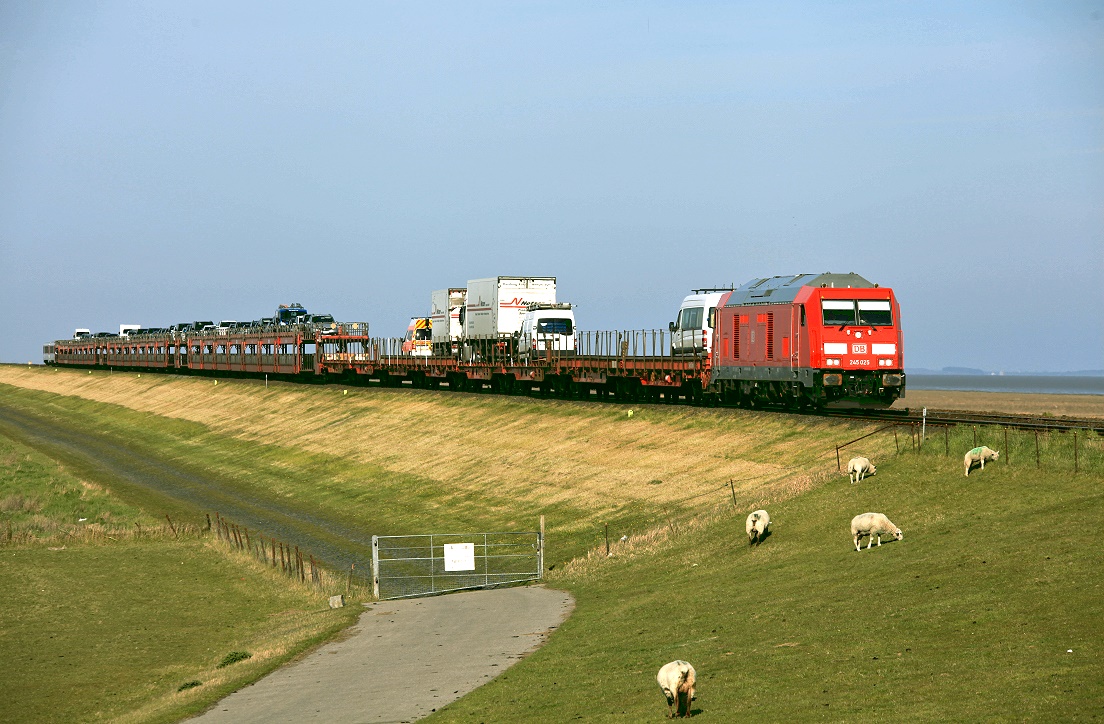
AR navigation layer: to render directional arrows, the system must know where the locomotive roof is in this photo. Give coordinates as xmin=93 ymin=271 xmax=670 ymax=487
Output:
xmin=724 ymin=272 xmax=876 ymax=306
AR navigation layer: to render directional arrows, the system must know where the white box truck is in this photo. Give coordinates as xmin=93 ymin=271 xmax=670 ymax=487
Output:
xmin=430 ymin=287 xmax=467 ymax=356
xmin=463 ymin=277 xmax=556 ymax=358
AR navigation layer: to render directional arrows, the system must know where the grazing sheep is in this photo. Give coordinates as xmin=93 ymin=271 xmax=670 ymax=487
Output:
xmin=746 ymin=510 xmax=771 ymax=546
xmin=964 ymin=446 xmax=999 ymax=476
xmin=847 ymin=456 xmax=876 ymax=484
xmin=851 ymin=512 xmax=902 ymax=552
xmin=657 ymin=660 xmax=696 ymax=718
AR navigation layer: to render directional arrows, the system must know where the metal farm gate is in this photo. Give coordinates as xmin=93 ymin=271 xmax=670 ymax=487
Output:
xmin=372 ymin=525 xmax=544 ymax=600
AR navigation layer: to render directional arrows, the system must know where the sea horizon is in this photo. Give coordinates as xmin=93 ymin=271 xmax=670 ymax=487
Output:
xmin=906 ymin=373 xmax=1104 ymax=396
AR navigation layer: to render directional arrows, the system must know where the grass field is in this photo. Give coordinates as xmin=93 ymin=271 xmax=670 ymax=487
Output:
xmin=0 ymin=366 xmax=881 ymax=567
xmin=435 ymin=452 xmax=1103 ymax=721
xmin=1 ymin=365 xmax=1102 ymax=722
xmin=0 ymin=433 xmax=359 ymax=724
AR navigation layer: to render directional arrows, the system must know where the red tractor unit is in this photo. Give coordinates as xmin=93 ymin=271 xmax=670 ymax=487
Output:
xmin=709 ymin=272 xmax=904 ymax=408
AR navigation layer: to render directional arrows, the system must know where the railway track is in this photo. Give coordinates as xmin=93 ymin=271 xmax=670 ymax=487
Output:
xmin=832 ymin=407 xmax=1104 ymax=434
xmin=24 ymin=361 xmax=1104 ymax=434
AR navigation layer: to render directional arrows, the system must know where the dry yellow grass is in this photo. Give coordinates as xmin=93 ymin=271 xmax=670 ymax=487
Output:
xmin=1 ymin=367 xmax=850 ymax=518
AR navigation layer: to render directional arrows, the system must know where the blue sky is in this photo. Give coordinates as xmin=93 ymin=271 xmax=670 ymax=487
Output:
xmin=1 ymin=1 xmax=1101 ymax=372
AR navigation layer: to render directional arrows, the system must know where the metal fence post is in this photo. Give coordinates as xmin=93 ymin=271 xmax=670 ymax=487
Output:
xmin=539 ymin=515 xmax=545 ymax=578
xmin=372 ymin=536 xmax=380 ymax=599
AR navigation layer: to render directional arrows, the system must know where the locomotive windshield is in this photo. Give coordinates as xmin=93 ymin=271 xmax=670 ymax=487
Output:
xmin=857 ymin=300 xmax=893 ymax=326
xmin=822 ymin=300 xmax=894 ymax=327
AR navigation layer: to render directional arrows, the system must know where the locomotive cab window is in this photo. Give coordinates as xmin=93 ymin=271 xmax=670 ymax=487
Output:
xmin=857 ymin=300 xmax=893 ymax=326
xmin=821 ymin=300 xmax=856 ymax=326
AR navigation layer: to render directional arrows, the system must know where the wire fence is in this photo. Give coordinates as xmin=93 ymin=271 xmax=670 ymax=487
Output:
xmin=837 ymin=422 xmax=1103 ymax=474
xmin=210 ymin=513 xmax=368 ymax=596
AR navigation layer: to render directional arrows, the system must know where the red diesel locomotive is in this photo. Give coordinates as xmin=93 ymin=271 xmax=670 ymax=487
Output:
xmin=708 ymin=272 xmax=904 ymax=408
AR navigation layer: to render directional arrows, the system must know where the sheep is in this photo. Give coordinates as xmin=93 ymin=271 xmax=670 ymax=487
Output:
xmin=745 ymin=510 xmax=770 ymax=546
xmin=850 ymin=512 xmax=902 ymax=551
xmin=964 ymin=446 xmax=999 ymax=476
xmin=847 ymin=456 xmax=876 ymax=484
xmin=657 ymin=660 xmax=696 ymax=718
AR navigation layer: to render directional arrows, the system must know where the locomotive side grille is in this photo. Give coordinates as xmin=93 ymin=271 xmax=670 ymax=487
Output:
xmin=733 ymin=316 xmax=740 ymax=359
xmin=766 ymin=313 xmax=774 ymax=360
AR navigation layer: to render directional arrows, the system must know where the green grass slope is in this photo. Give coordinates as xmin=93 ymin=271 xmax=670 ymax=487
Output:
xmin=434 ymin=453 xmax=1103 ymax=721
xmin=2 ymin=368 xmax=1101 ymax=721
xmin=0 ymin=433 xmax=359 ymax=724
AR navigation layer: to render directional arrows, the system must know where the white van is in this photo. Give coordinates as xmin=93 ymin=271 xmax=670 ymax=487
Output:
xmin=517 ymin=303 xmax=576 ymax=359
xmin=668 ymin=289 xmax=731 ymax=355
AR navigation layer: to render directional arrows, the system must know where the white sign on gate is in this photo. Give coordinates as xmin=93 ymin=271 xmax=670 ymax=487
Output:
xmin=443 ymin=543 xmax=475 ymax=572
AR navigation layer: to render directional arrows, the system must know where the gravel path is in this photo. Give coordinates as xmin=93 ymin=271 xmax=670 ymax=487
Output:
xmin=187 ymin=586 xmax=574 ymax=724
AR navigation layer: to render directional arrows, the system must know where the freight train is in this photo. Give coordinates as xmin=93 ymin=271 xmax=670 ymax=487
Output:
xmin=43 ymin=272 xmax=905 ymax=409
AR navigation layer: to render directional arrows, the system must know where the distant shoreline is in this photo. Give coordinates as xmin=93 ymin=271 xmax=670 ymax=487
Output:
xmin=907 ymin=374 xmax=1103 ymax=396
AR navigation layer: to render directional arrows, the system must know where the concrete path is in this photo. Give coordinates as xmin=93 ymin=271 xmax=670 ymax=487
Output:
xmin=188 ymin=586 xmax=574 ymax=724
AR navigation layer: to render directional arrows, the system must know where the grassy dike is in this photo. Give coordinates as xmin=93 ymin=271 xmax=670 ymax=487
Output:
xmin=0 ymin=433 xmax=360 ymax=724
xmin=1 ymin=365 xmax=1102 ymax=721
xmin=435 ymin=448 xmax=1103 ymax=721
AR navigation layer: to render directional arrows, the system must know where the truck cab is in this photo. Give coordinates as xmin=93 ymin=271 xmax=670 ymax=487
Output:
xmin=275 ymin=303 xmax=308 ymax=326
xmin=517 ymin=303 xmax=576 ymax=359
xmin=402 ymin=317 xmax=432 ymax=356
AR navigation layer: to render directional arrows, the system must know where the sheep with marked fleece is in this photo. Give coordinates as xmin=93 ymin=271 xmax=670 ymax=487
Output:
xmin=964 ymin=446 xmax=999 ymax=476
xmin=850 ymin=512 xmax=902 ymax=551
xmin=657 ymin=660 xmax=696 ymax=718
xmin=847 ymin=457 xmax=876 ymax=484
xmin=745 ymin=510 xmax=770 ymax=546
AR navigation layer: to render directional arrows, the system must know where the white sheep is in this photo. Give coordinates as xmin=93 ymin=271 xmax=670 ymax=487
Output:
xmin=964 ymin=446 xmax=999 ymax=476
xmin=850 ymin=512 xmax=902 ymax=552
xmin=745 ymin=510 xmax=770 ymax=546
xmin=847 ymin=456 xmax=876 ymax=484
xmin=657 ymin=660 xmax=696 ymax=718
